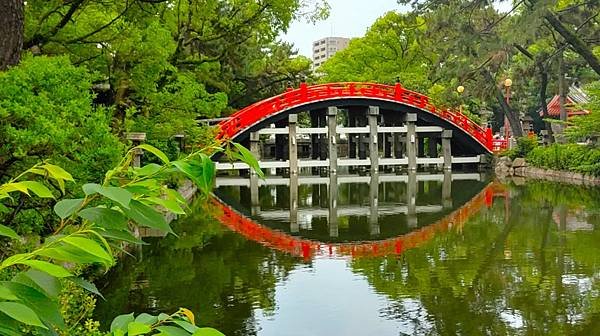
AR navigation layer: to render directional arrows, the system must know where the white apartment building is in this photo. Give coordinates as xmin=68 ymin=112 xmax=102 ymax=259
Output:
xmin=312 ymin=37 xmax=350 ymax=69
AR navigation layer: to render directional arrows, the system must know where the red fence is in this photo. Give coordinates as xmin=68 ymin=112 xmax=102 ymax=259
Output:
xmin=216 ymin=82 xmax=493 ymax=153
xmin=492 ymin=139 xmax=508 ymax=152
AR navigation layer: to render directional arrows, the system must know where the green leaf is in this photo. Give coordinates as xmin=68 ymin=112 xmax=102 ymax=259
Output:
xmin=61 ymin=236 xmax=113 ymax=266
xmin=19 ymin=181 xmax=53 ymax=198
xmin=135 ymin=163 xmax=163 ymax=176
xmin=14 ymin=270 xmax=61 ymax=299
xmin=53 ymin=198 xmax=84 ymax=219
xmin=233 ymin=142 xmax=264 ymax=178
xmin=165 ymin=188 xmax=186 ymax=204
xmin=18 ymin=260 xmax=73 ymax=278
xmin=0 ymin=281 xmax=64 ymax=329
xmin=110 ymin=313 xmax=134 ymax=332
xmin=79 ymin=207 xmax=128 ymax=230
xmin=122 ymin=200 xmax=173 ymax=234
xmin=0 ymin=224 xmax=19 ymax=240
xmin=174 ymin=320 xmax=199 ymax=333
xmin=40 ymin=164 xmax=73 ymax=181
xmin=99 ymin=187 xmax=133 ymax=209
xmin=135 ymin=144 xmax=170 ymax=164
xmin=157 ymin=313 xmax=171 ymax=322
xmin=0 ymin=287 xmax=18 ymax=300
xmin=155 ymin=325 xmax=191 ymax=336
xmin=172 ymin=159 xmax=214 ymax=195
xmin=2 ymin=182 xmax=30 ymax=195
xmin=83 ymin=184 xmax=132 ymax=209
xmin=144 ymin=197 xmax=186 ymax=215
xmin=198 ymin=154 xmax=216 ymax=194
xmin=68 ymin=277 xmax=105 ymax=300
xmin=35 ymin=245 xmax=106 ymax=265
xmin=0 ymin=325 xmax=21 ymax=336
xmin=135 ymin=313 xmax=158 ymax=325
xmin=99 ymin=229 xmax=147 ymax=245
xmin=128 ymin=321 xmax=152 ymax=335
xmin=82 ymin=183 xmax=101 ymax=195
xmin=0 ymin=302 xmax=47 ymax=329
xmin=192 ymin=328 xmax=225 ymax=336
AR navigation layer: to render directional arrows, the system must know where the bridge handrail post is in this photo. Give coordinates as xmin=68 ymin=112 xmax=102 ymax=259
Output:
xmin=299 ymin=81 xmax=308 ymax=102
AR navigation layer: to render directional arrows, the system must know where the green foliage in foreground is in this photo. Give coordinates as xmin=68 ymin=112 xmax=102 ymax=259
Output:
xmin=527 ymin=143 xmax=600 ymax=176
xmin=0 ymin=142 xmax=263 ymax=335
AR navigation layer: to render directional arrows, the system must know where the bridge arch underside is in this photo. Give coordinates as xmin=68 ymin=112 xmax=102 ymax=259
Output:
xmin=229 ymin=98 xmax=489 ymax=157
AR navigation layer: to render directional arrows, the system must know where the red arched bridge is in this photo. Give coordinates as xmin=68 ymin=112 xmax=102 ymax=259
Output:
xmin=215 ymin=82 xmax=493 ymax=173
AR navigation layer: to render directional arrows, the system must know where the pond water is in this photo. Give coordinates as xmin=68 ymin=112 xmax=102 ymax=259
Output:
xmin=95 ymin=173 xmax=600 ymax=335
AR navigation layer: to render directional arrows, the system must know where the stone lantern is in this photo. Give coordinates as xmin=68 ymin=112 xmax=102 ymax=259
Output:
xmin=521 ymin=115 xmax=534 ymax=134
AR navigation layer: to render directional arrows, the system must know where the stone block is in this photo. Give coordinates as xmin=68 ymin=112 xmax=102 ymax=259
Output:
xmin=512 ymin=158 xmax=527 ymax=168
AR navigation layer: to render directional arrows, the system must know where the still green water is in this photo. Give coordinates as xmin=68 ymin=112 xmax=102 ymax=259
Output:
xmin=95 ymin=175 xmax=600 ymax=335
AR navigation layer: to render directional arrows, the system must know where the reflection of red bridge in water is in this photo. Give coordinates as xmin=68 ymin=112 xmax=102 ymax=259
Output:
xmin=212 ymin=182 xmax=508 ymax=259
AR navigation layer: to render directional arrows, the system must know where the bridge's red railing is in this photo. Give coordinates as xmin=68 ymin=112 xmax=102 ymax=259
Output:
xmin=211 ymin=182 xmax=506 ymax=259
xmin=492 ymin=139 xmax=508 ymax=152
xmin=216 ymin=82 xmax=493 ymax=153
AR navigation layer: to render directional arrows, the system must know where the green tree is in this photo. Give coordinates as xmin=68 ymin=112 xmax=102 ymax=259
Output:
xmin=319 ymin=12 xmax=433 ymax=92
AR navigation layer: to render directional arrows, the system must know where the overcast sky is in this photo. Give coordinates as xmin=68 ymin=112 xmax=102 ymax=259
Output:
xmin=280 ymin=0 xmax=513 ymax=58
xmin=280 ymin=0 xmax=407 ymax=58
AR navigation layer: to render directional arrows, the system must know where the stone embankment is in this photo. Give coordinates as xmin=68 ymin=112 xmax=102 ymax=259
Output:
xmin=495 ymin=157 xmax=600 ymax=186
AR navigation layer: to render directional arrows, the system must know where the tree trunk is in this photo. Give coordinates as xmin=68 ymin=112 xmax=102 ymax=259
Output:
xmin=544 ymin=10 xmax=600 ymax=76
xmin=538 ymin=65 xmax=554 ymax=143
xmin=0 ymin=0 xmax=24 ymax=70
xmin=486 ymin=71 xmax=523 ymax=138
xmin=558 ymin=51 xmax=568 ymax=122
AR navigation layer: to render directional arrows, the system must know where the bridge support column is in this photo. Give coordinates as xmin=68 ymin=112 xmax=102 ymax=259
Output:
xmin=290 ymin=173 xmax=299 ymax=233
xmin=288 ymin=114 xmax=298 ymax=176
xmin=442 ymin=130 xmax=452 ymax=171
xmin=368 ymin=106 xmax=379 ymax=174
xmin=442 ymin=170 xmax=452 ymax=209
xmin=328 ymin=173 xmax=338 ymax=237
xmin=407 ymin=170 xmax=418 ymax=228
xmin=328 ymin=107 xmax=338 ymax=175
xmin=405 ymin=113 xmax=417 ymax=171
xmin=370 ymin=172 xmax=380 ymax=236
xmin=250 ymin=132 xmax=260 ymax=215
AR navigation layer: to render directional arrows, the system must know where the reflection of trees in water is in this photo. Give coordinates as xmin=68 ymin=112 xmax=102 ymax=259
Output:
xmin=350 ymin=181 xmax=600 ymax=335
xmin=95 ymin=199 xmax=302 ymax=336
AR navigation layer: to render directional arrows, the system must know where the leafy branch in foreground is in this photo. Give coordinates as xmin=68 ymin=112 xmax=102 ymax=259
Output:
xmin=0 ymin=143 xmax=259 ymax=335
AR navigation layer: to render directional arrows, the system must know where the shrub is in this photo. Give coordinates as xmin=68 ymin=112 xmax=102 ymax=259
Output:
xmin=526 ymin=143 xmax=600 ymax=176
xmin=503 ymin=136 xmax=538 ymax=160
xmin=0 ymin=55 xmax=125 ymax=233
